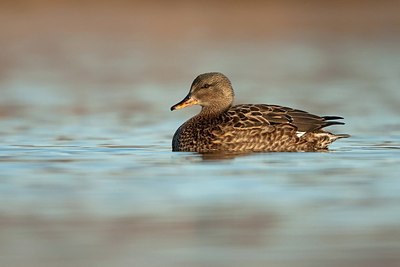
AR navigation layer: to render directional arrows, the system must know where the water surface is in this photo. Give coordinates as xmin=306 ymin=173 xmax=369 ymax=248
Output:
xmin=1 ymin=2 xmax=400 ymax=266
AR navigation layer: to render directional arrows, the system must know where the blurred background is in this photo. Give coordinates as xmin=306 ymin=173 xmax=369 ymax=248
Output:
xmin=1 ymin=1 xmax=400 ymax=267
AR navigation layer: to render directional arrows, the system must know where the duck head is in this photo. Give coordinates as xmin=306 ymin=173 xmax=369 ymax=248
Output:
xmin=171 ymin=72 xmax=234 ymax=113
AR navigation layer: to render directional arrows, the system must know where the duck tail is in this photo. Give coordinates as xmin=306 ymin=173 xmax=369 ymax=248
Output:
xmin=321 ymin=116 xmax=346 ymax=128
xmin=303 ymin=131 xmax=349 ymax=150
xmin=331 ymin=133 xmax=351 ymax=141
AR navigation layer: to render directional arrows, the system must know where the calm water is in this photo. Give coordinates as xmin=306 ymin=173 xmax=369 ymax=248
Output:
xmin=1 ymin=39 xmax=400 ymax=267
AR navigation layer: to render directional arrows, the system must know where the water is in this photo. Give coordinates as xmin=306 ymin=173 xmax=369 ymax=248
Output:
xmin=1 ymin=126 xmax=399 ymax=267
xmin=1 ymin=2 xmax=400 ymax=266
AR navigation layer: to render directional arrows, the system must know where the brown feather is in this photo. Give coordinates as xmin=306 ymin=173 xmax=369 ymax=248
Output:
xmin=171 ymin=72 xmax=349 ymax=152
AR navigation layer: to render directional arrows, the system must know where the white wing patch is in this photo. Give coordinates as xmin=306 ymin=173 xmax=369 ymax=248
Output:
xmin=296 ymin=131 xmax=306 ymax=137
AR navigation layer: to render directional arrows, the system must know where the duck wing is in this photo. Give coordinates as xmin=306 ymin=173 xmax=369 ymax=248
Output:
xmin=226 ymin=104 xmax=345 ymax=132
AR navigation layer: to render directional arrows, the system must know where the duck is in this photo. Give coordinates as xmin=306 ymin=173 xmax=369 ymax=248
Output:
xmin=170 ymin=72 xmax=349 ymax=152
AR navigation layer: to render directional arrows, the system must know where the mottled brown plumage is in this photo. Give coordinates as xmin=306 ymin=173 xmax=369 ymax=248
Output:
xmin=171 ymin=72 xmax=349 ymax=152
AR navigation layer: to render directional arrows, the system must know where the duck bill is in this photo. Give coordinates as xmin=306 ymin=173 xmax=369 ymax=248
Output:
xmin=170 ymin=95 xmax=199 ymax=111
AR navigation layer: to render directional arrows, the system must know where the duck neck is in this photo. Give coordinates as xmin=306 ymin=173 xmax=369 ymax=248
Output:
xmin=199 ymin=104 xmax=231 ymax=119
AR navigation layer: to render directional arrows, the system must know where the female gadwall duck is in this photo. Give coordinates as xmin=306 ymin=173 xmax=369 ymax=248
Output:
xmin=171 ymin=72 xmax=349 ymax=152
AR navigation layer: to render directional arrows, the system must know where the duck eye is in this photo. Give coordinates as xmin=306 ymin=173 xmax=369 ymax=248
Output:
xmin=203 ymin=83 xmax=210 ymax=89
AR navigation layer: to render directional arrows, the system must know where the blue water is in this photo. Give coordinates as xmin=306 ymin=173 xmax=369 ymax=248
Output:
xmin=1 ymin=40 xmax=400 ymax=267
